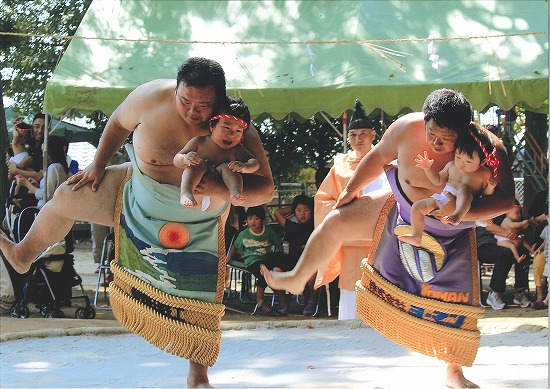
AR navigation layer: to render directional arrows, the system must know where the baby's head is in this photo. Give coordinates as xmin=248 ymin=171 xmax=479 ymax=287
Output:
xmin=454 ymin=122 xmax=496 ymax=173
xmin=210 ymin=96 xmax=250 ymax=131
xmin=291 ymin=195 xmax=313 ymax=224
xmin=507 ymin=202 xmax=523 ymax=221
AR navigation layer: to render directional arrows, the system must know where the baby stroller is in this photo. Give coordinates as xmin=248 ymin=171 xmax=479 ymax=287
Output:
xmin=4 ymin=191 xmax=96 ymax=319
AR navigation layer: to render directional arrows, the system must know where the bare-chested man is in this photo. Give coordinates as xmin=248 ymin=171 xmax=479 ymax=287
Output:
xmin=1 ymin=57 xmax=273 ymax=388
xmin=262 ymin=89 xmax=514 ymax=388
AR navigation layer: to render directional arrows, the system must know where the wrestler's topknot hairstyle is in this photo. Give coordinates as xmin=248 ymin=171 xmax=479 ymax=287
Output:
xmin=177 ymin=57 xmax=226 ymax=107
xmin=423 ymin=88 xmax=472 ymax=135
xmin=455 ymin=122 xmax=494 ymax=162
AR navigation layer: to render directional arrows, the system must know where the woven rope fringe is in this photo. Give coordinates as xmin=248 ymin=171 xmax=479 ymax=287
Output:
xmin=356 ymin=264 xmax=482 ymax=367
xmin=110 ymin=284 xmax=221 ymax=367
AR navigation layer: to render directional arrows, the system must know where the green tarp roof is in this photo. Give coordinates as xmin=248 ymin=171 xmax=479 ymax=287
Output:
xmin=44 ymin=0 xmax=548 ymax=119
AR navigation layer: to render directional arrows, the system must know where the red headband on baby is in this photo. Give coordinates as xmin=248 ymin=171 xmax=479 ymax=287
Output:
xmin=469 ymin=129 xmax=499 ymax=177
xmin=210 ymin=114 xmax=248 ymax=131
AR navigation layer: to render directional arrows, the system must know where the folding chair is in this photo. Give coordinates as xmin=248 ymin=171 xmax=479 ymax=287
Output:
xmin=93 ymin=231 xmax=115 ymax=310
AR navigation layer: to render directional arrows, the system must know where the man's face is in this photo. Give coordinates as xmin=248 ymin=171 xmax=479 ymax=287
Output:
xmin=347 ymin=128 xmax=375 ymax=154
xmin=32 ymin=118 xmax=45 ymax=142
xmin=425 ymin=118 xmax=458 ymax=154
xmin=175 ymin=83 xmax=217 ymax=128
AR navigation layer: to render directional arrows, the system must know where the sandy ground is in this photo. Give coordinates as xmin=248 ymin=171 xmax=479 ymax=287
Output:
xmin=1 ymin=242 xmax=548 ymax=388
xmin=0 ymin=319 xmax=548 ymax=389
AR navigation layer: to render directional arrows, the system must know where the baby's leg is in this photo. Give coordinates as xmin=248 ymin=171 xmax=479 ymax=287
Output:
xmin=445 ymin=186 xmax=473 ymax=225
xmin=398 ymin=198 xmax=438 ymax=247
xmin=497 ymin=240 xmax=526 ymax=262
xmin=217 ymin=164 xmax=244 ymax=206
xmin=180 ymin=162 xmax=207 ymax=207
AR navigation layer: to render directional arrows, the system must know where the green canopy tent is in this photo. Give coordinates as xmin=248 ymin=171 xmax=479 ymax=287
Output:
xmin=43 ymin=0 xmax=548 ymax=121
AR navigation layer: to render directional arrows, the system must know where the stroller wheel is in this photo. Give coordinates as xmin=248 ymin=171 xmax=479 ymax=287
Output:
xmin=75 ymin=306 xmax=96 ymax=319
xmin=40 ymin=304 xmax=54 ymax=317
xmin=10 ymin=305 xmax=30 ymax=319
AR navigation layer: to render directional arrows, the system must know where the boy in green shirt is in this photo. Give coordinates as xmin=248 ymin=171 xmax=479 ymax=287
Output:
xmin=227 ymin=206 xmax=286 ymax=315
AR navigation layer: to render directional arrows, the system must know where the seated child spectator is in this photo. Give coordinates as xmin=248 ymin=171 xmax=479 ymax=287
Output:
xmin=398 ymin=122 xmax=497 ymax=246
xmin=494 ymin=203 xmax=535 ymax=263
xmin=226 ymin=206 xmax=285 ymax=315
xmin=173 ymin=96 xmax=259 ymax=209
xmin=271 ymin=194 xmax=318 ymax=316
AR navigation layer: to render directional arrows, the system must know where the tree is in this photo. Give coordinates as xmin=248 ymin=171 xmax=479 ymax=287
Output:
xmin=257 ymin=114 xmax=343 ymax=185
xmin=1 ymin=0 xmax=92 ymax=116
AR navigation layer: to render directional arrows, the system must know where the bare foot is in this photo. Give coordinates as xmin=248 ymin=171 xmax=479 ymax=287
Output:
xmin=398 ymin=234 xmax=422 ymax=247
xmin=187 ymin=361 xmax=213 ymax=388
xmin=180 ymin=191 xmax=198 ymax=207
xmin=444 ymin=213 xmax=462 ymax=226
xmin=446 ymin=364 xmax=479 ymax=388
xmin=230 ymin=193 xmax=245 ymax=206
xmin=259 ymin=264 xmax=304 ymax=295
xmin=517 ymin=254 xmax=526 ymax=263
xmin=0 ymin=230 xmax=29 ymax=274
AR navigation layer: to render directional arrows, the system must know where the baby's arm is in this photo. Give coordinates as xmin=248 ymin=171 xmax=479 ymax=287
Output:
xmin=501 ymin=217 xmax=529 ymax=230
xmin=173 ymin=137 xmax=201 ymax=168
xmin=228 ymin=144 xmax=260 ymax=174
xmin=482 ymin=175 xmax=497 ymax=196
xmin=416 ymin=151 xmax=449 ymax=186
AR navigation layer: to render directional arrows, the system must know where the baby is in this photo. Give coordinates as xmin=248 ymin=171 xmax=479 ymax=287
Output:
xmin=173 ymin=96 xmax=259 ymax=208
xmin=10 ymin=121 xmax=33 ymax=171
xmin=494 ymin=204 xmax=535 ymax=263
xmin=398 ymin=122 xmax=498 ymax=247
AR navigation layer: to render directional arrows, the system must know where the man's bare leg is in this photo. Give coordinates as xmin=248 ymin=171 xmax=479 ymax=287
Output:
xmin=187 ymin=361 xmax=212 ymax=388
xmin=0 ymin=164 xmax=130 ymax=274
xmin=261 ymin=190 xmax=390 ymax=295
xmin=446 ymin=363 xmax=479 ymax=388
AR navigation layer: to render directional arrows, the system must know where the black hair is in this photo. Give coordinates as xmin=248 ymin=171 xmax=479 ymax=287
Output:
xmin=455 ymin=122 xmax=494 ymax=161
xmin=484 ymin=124 xmax=499 ymax=136
xmin=291 ymin=194 xmax=313 ymax=214
xmin=176 ymin=57 xmax=226 ymax=109
xmin=245 ymin=205 xmax=265 ymax=221
xmin=423 ymin=89 xmax=472 ymax=135
xmin=211 ymin=96 xmax=251 ymax=130
xmin=6 ymin=146 xmax=14 ymax=157
xmin=47 ymin=136 xmax=69 ymax=174
xmin=33 ymin=113 xmax=45 ymax=122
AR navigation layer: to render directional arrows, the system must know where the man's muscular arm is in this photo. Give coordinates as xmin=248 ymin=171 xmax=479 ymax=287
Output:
xmin=237 ymin=123 xmax=274 ymax=205
xmin=68 ymin=83 xmax=145 ymax=191
xmin=335 ymin=114 xmax=403 ymax=208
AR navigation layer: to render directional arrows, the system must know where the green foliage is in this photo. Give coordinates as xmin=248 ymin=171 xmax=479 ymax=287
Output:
xmin=256 ymin=114 xmax=343 ymax=185
xmin=1 ymin=0 xmax=92 ymax=116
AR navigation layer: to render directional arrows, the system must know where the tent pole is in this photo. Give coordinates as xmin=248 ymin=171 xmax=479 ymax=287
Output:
xmin=42 ymin=114 xmax=50 ymax=206
xmin=343 ymin=111 xmax=348 ymax=153
xmin=0 ymin=76 xmax=9 ymax=224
